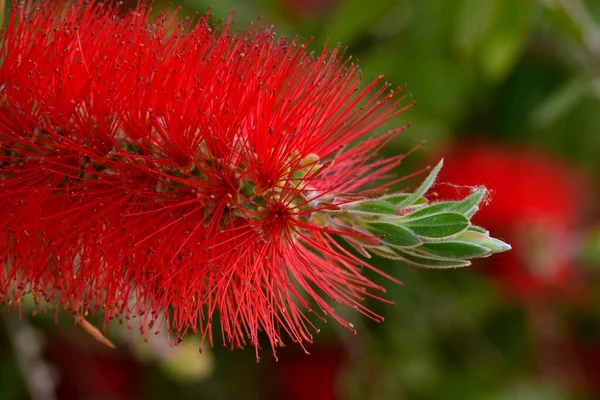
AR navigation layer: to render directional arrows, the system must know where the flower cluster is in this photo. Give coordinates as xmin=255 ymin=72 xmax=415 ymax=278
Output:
xmin=0 ymin=1 xmax=508 ymax=357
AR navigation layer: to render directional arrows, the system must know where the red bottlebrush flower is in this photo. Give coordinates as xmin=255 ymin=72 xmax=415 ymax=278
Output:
xmin=46 ymin=332 xmax=141 ymax=400
xmin=434 ymin=141 xmax=588 ymax=299
xmin=0 ymin=1 xmax=507 ymax=357
xmin=266 ymin=345 xmax=347 ymax=400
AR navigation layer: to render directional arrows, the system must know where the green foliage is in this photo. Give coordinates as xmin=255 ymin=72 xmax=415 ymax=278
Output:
xmin=477 ymin=0 xmax=534 ymax=82
xmin=325 ymin=0 xmax=400 ymax=44
xmin=396 ymin=160 xmax=444 ymax=208
xmin=366 ymin=221 xmax=421 ymax=247
xmin=334 ymin=164 xmax=509 ymax=270
xmin=352 ymin=200 xmax=398 ymax=215
xmin=420 ymin=241 xmax=491 ymax=259
xmin=403 ymin=212 xmax=470 ymax=239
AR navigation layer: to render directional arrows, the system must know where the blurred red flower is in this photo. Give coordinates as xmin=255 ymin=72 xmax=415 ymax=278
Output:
xmin=434 ymin=141 xmax=589 ymax=300
xmin=46 ymin=332 xmax=141 ymax=400
xmin=266 ymin=345 xmax=347 ymax=400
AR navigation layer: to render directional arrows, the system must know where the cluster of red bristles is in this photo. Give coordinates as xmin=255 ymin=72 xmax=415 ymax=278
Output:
xmin=0 ymin=1 xmax=495 ymax=358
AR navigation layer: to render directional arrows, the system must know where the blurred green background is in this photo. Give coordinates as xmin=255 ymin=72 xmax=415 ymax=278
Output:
xmin=2 ymin=0 xmax=600 ymax=399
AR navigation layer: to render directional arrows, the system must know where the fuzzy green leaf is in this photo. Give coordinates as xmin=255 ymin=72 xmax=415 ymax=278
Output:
xmin=382 ymin=193 xmax=411 ymax=205
xmin=370 ymin=247 xmax=404 ymax=260
xmin=351 ymin=200 xmax=398 ymax=215
xmin=455 ymin=230 xmax=511 ymax=254
xmin=395 ymin=249 xmax=472 ymax=268
xmin=383 ymin=193 xmax=428 ymax=206
xmin=342 ymin=237 xmax=372 ymax=258
xmin=403 ymin=201 xmax=455 ymax=219
xmin=366 ymin=222 xmax=421 ymax=247
xmin=448 ymin=188 xmax=487 ymax=217
xmin=396 ymin=159 xmax=444 ymax=208
xmin=421 ymin=241 xmax=490 ymax=259
xmin=467 ymin=225 xmax=488 ymax=234
xmin=404 ymin=212 xmax=469 ymax=239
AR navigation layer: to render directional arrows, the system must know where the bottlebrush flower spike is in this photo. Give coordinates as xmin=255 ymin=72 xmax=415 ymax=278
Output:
xmin=0 ymin=1 xmax=509 ymax=358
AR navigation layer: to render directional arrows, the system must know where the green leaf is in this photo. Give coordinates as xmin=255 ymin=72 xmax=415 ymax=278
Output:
xmin=403 ymin=202 xmax=455 ymax=219
xmin=366 ymin=222 xmax=421 ymax=247
xmin=370 ymin=247 xmax=404 ymax=260
xmin=335 ymin=224 xmax=378 ymax=247
xmin=468 ymin=225 xmax=488 ymax=234
xmin=400 ymin=189 xmax=486 ymax=220
xmin=455 ymin=230 xmax=511 ymax=254
xmin=382 ymin=193 xmax=411 ymax=205
xmin=478 ymin=0 xmax=534 ymax=82
xmin=395 ymin=249 xmax=471 ymax=269
xmin=351 ymin=200 xmax=398 ymax=215
xmin=448 ymin=188 xmax=487 ymax=216
xmin=384 ymin=193 xmax=428 ymax=206
xmin=453 ymin=0 xmax=498 ymax=57
xmin=397 ymin=159 xmax=444 ymax=208
xmin=421 ymin=241 xmax=491 ymax=259
xmin=404 ymin=212 xmax=469 ymax=239
xmin=342 ymin=237 xmax=372 ymax=259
